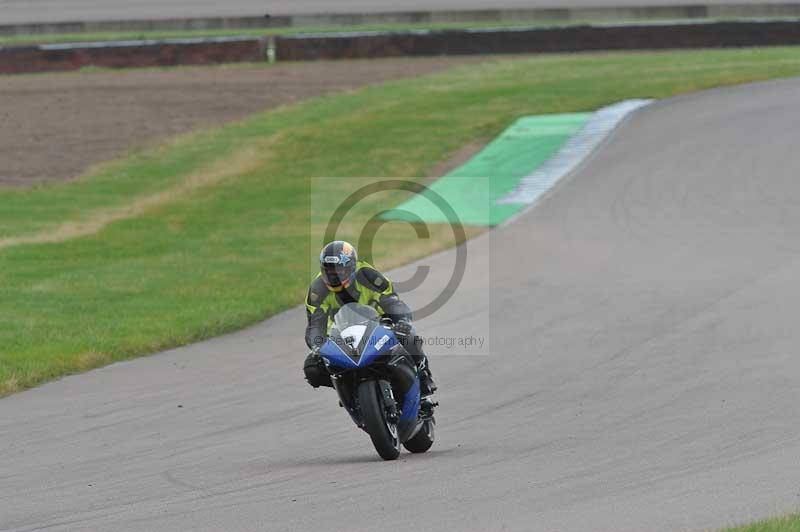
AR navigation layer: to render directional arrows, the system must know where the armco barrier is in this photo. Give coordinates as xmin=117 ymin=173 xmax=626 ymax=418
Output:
xmin=0 ymin=36 xmax=266 ymax=75
xmin=274 ymin=20 xmax=800 ymax=61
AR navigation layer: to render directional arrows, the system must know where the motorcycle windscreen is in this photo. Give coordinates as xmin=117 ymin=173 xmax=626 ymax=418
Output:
xmin=322 ymin=303 xmax=381 ymax=368
xmin=333 ymin=303 xmax=379 ymax=331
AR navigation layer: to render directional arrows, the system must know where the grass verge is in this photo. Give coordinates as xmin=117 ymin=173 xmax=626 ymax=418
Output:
xmin=2 ymin=47 xmax=800 ymax=396
xmin=724 ymin=515 xmax=800 ymax=532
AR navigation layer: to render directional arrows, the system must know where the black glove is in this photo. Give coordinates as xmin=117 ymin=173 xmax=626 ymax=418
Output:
xmin=304 ymin=347 xmax=321 ymax=367
xmin=304 ymin=347 xmax=332 ymax=388
xmin=394 ymin=318 xmax=413 ymax=337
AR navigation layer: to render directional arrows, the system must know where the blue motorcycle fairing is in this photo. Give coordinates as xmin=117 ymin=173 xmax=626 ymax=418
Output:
xmin=320 ymin=339 xmax=357 ymax=369
xmin=359 ymin=327 xmax=399 ymax=367
xmin=399 ymin=376 xmax=421 ymax=423
xmin=320 ymin=326 xmax=399 ymax=369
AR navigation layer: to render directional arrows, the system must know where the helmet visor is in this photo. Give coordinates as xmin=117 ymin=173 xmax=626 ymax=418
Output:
xmin=321 ymin=262 xmax=355 ymax=290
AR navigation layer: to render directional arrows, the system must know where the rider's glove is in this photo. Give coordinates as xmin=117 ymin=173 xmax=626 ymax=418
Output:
xmin=304 ymin=347 xmax=321 ymax=367
xmin=304 ymin=347 xmax=330 ymax=388
xmin=308 ymin=345 xmax=321 ymax=359
xmin=393 ymin=318 xmax=413 ymax=337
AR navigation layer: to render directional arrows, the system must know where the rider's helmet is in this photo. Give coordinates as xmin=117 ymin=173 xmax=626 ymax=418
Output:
xmin=320 ymin=241 xmax=358 ymax=292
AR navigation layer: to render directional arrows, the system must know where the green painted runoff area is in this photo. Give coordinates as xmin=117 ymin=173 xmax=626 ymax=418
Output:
xmin=382 ymin=112 xmax=590 ymax=227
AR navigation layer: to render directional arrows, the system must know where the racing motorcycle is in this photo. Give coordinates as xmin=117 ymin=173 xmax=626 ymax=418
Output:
xmin=319 ymin=302 xmax=436 ymax=460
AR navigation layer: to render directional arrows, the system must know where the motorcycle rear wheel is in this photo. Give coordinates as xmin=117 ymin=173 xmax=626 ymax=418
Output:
xmin=358 ymin=380 xmax=401 ymax=460
xmin=403 ymin=418 xmax=435 ymax=453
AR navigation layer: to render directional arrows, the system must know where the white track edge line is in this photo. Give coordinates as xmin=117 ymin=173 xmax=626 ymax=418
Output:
xmin=496 ymin=98 xmax=654 ymax=228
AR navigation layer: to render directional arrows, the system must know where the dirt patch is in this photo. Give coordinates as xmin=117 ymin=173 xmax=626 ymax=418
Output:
xmin=0 ymin=57 xmax=484 ymax=186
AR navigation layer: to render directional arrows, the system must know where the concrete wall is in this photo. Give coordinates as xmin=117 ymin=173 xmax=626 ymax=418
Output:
xmin=2 ymin=20 xmax=800 ymax=75
xmin=276 ymin=20 xmax=800 ymax=60
xmin=0 ymin=37 xmax=267 ymax=75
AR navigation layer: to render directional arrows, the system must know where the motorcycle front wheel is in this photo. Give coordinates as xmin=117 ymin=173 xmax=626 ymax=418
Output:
xmin=358 ymin=380 xmax=400 ymax=460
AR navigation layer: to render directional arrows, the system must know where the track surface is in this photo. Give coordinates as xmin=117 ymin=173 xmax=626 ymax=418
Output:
xmin=3 ymin=78 xmax=800 ymax=531
xmin=2 ymin=0 xmax=797 ymax=24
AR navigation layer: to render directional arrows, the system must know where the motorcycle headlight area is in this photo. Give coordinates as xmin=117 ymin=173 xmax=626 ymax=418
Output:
xmin=340 ymin=325 xmax=367 ymax=356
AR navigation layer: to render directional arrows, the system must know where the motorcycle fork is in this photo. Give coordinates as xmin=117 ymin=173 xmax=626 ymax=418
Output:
xmin=376 ymin=379 xmax=399 ymax=423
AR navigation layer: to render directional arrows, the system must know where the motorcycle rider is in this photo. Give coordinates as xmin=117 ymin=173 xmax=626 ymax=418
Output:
xmin=303 ymin=240 xmax=437 ymax=397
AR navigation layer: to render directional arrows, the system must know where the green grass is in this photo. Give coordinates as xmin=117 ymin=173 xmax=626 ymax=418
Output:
xmin=2 ymin=47 xmax=800 ymax=395
xmin=724 ymin=514 xmax=800 ymax=532
xmin=2 ymin=17 xmax=798 ymax=46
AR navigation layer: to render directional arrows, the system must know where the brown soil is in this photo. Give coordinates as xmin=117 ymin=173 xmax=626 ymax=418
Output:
xmin=0 ymin=57 xmax=484 ymax=186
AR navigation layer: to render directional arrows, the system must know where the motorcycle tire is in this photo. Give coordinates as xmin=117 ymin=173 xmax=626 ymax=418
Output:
xmin=403 ymin=418 xmax=435 ymax=453
xmin=358 ymin=380 xmax=401 ymax=460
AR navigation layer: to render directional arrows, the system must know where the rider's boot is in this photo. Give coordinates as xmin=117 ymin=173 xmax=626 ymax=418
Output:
xmin=416 ymin=356 xmax=437 ymax=397
xmin=403 ymin=332 xmax=437 ymax=397
xmin=418 ymin=365 xmax=438 ymax=417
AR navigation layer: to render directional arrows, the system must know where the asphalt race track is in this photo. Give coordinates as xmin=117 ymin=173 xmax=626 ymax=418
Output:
xmin=1 ymin=0 xmax=797 ymax=24
xmin=3 ymin=78 xmax=800 ymax=531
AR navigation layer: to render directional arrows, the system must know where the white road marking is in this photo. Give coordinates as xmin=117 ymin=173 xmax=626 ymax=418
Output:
xmin=496 ymin=99 xmax=653 ymax=225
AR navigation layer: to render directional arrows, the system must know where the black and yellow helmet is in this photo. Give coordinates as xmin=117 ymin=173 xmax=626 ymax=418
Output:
xmin=319 ymin=241 xmax=357 ymax=292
